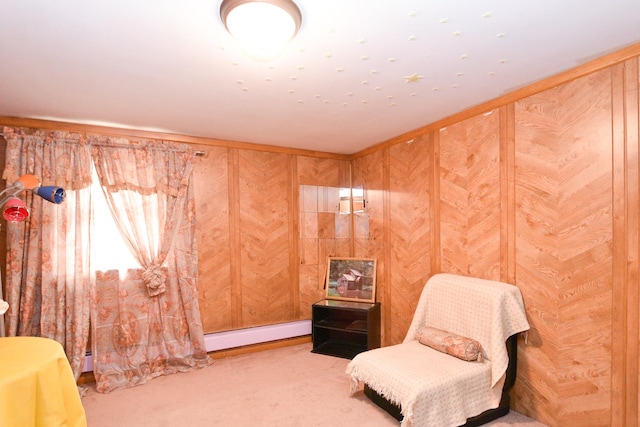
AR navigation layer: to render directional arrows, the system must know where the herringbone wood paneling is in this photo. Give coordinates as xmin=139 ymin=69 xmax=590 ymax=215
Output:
xmin=514 ymin=69 xmax=613 ymax=426
xmin=387 ymin=138 xmax=432 ymax=344
xmin=194 ymin=146 xmax=233 ymax=333
xmin=238 ymin=150 xmax=292 ymax=327
xmin=439 ymin=110 xmax=501 ymax=281
xmin=352 ymin=150 xmax=387 ymax=341
xmin=297 ymin=156 xmax=349 ymax=188
xmin=353 ymin=151 xmax=385 ymax=261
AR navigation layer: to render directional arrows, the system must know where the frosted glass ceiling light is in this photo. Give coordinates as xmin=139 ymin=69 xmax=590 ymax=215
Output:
xmin=220 ymin=0 xmax=302 ymax=61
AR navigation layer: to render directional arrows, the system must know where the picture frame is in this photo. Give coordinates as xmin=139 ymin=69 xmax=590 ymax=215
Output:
xmin=325 ymin=257 xmax=377 ymax=303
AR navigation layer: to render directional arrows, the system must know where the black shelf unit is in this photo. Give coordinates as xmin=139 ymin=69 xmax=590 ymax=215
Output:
xmin=311 ymin=300 xmax=381 ymax=359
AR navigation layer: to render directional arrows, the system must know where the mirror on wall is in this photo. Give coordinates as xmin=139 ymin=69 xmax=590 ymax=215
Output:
xmin=298 ymin=184 xmax=368 ymax=245
xmin=299 ymin=185 xmax=369 ymax=291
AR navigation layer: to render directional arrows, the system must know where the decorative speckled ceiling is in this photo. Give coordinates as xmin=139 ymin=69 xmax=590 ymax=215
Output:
xmin=0 ymin=0 xmax=639 ymax=154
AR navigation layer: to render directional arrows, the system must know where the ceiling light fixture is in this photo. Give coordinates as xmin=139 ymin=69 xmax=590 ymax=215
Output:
xmin=220 ymin=0 xmax=302 ymax=61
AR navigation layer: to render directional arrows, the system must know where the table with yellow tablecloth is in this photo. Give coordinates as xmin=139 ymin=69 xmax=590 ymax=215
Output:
xmin=0 ymin=336 xmax=87 ymax=427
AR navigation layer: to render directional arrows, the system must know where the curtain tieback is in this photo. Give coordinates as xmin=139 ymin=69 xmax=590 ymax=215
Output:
xmin=142 ymin=264 xmax=167 ymax=296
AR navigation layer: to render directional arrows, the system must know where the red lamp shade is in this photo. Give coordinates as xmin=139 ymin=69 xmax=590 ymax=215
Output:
xmin=2 ymin=197 xmax=29 ymax=222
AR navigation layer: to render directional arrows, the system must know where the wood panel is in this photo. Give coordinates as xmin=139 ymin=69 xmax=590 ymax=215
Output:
xmin=500 ymin=104 xmax=516 ymax=284
xmin=439 ymin=110 xmax=501 ymax=280
xmin=611 ymin=57 xmax=640 ymax=427
xmin=352 ymin=150 xmax=387 ymax=342
xmin=238 ymin=150 xmax=292 ymax=327
xmin=626 ymin=58 xmax=640 ymax=427
xmin=194 ymin=145 xmax=233 ymax=333
xmin=288 ymin=155 xmax=300 ymax=320
xmin=513 ymin=83 xmax=561 ymax=425
xmin=611 ymin=61 xmax=628 ymax=427
xmin=514 ymin=69 xmax=613 ymax=426
xmin=297 ymin=155 xmax=349 ymax=188
xmin=387 ymin=136 xmax=432 ymax=344
xmin=429 ymin=132 xmax=441 ymax=275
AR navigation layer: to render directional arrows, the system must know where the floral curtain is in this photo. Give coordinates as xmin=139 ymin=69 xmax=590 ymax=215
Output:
xmin=2 ymin=126 xmax=94 ymax=379
xmin=90 ymin=138 xmax=210 ymax=392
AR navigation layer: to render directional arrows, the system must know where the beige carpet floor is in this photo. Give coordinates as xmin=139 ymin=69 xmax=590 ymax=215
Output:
xmin=81 ymin=343 xmax=546 ymax=426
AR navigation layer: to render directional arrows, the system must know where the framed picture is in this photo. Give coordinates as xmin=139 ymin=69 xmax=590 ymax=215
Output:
xmin=325 ymin=257 xmax=377 ymax=303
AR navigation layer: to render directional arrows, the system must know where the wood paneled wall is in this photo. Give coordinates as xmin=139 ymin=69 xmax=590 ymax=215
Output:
xmin=192 ymin=148 xmax=351 ymax=332
xmin=514 ymin=68 xmax=614 ymax=425
xmin=352 ymin=54 xmax=640 ymax=426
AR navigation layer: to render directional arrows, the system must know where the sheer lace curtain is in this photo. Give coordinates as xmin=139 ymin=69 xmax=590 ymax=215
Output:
xmin=90 ymin=138 xmax=210 ymax=392
xmin=1 ymin=126 xmax=93 ymax=379
xmin=2 ymin=127 xmax=210 ymax=391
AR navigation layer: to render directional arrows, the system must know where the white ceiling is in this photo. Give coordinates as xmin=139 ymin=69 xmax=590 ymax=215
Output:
xmin=1 ymin=1 xmax=639 ymax=155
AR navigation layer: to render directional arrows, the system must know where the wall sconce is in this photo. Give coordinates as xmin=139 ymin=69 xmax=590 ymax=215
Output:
xmin=220 ymin=0 xmax=302 ymax=61
xmin=0 ymin=174 xmax=66 ymax=222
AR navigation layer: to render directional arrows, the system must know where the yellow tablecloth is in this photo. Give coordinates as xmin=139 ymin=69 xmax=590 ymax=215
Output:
xmin=0 ymin=336 xmax=87 ymax=427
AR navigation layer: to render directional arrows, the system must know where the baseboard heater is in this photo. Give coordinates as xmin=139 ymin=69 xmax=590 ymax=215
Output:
xmin=83 ymin=320 xmax=311 ymax=372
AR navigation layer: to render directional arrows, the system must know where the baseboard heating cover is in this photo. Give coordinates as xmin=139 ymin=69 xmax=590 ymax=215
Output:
xmin=83 ymin=320 xmax=311 ymax=372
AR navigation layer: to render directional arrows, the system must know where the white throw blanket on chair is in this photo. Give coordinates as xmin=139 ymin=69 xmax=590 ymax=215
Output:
xmin=346 ymin=273 xmax=530 ymax=427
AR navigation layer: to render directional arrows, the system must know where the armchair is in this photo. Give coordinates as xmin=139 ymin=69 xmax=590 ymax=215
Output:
xmin=346 ymin=274 xmax=530 ymax=426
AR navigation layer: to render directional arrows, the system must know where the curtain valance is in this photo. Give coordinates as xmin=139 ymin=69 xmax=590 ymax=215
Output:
xmin=90 ymin=136 xmax=194 ymax=196
xmin=1 ymin=127 xmax=195 ymax=194
xmin=2 ymin=126 xmax=93 ymax=190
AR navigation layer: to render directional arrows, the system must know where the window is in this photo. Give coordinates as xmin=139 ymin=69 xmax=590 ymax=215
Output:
xmin=91 ymin=167 xmax=141 ymax=275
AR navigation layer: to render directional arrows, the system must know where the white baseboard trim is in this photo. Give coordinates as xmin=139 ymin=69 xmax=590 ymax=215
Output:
xmin=83 ymin=320 xmax=312 ymax=373
xmin=203 ymin=320 xmax=311 ymax=352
